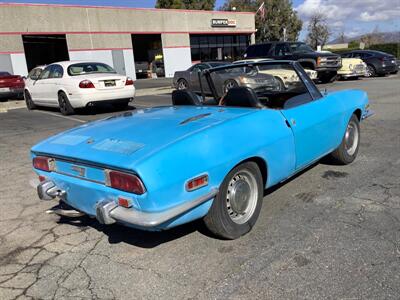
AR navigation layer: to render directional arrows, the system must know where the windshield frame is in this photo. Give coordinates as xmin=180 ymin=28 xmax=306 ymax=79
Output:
xmin=202 ymin=60 xmax=322 ymax=103
xmin=289 ymin=42 xmax=314 ymax=53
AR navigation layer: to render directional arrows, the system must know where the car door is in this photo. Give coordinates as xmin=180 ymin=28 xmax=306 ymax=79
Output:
xmin=47 ymin=64 xmax=64 ymax=105
xmin=280 ymin=66 xmax=346 ymax=169
xmin=30 ymin=66 xmax=52 ymax=103
xmin=189 ymin=64 xmax=208 ymax=93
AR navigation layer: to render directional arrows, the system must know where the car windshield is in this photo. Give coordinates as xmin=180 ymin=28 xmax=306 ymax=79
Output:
xmin=199 ymin=61 xmax=319 ymax=109
xmin=208 ymin=62 xmax=229 ymax=68
xmin=0 ymin=71 xmax=11 ymax=77
xmin=289 ymin=43 xmax=314 ymax=53
xmin=67 ymin=63 xmax=116 ymax=76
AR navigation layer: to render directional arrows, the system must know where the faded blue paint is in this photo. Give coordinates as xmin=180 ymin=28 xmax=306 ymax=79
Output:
xmin=31 ymin=89 xmax=369 ymax=230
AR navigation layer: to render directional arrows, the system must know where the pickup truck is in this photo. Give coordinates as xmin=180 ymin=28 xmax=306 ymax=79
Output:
xmin=244 ymin=42 xmax=342 ymax=83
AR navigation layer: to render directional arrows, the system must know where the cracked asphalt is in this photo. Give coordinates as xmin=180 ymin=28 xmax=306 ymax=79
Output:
xmin=0 ymin=75 xmax=399 ymax=299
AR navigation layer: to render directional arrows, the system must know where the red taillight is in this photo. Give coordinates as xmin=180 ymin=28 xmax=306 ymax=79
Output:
xmin=186 ymin=174 xmax=209 ymax=191
xmin=39 ymin=175 xmax=46 ymax=182
xmin=125 ymin=77 xmax=134 ymax=86
xmin=118 ymin=197 xmax=133 ymax=208
xmin=33 ymin=156 xmax=54 ymax=172
xmin=105 ymin=170 xmax=146 ymax=194
xmin=79 ymin=80 xmax=95 ymax=88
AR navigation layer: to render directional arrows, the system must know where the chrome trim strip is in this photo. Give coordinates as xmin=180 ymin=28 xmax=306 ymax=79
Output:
xmin=107 ymin=188 xmax=219 ymax=227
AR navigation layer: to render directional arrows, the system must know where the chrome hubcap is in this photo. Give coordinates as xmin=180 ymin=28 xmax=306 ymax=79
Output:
xmin=178 ymin=80 xmax=187 ymax=90
xmin=344 ymin=121 xmax=359 ymax=156
xmin=226 ymin=170 xmax=258 ymax=224
xmin=224 ymin=81 xmax=236 ymax=93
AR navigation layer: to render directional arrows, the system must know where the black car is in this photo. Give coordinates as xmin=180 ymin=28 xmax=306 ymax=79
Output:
xmin=244 ymin=42 xmax=342 ymax=83
xmin=341 ymin=50 xmax=398 ymax=77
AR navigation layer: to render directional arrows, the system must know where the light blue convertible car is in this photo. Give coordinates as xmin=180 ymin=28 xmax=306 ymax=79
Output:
xmin=32 ymin=61 xmax=373 ymax=239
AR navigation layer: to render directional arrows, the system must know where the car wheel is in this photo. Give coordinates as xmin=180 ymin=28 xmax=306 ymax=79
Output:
xmin=274 ymin=76 xmax=285 ymax=91
xmin=113 ymin=100 xmax=130 ymax=110
xmin=24 ymin=90 xmax=36 ymax=110
xmin=366 ymin=65 xmax=376 ymax=77
xmin=177 ymin=79 xmax=188 ymax=90
xmin=58 ymin=92 xmax=75 ymax=116
xmin=223 ymin=80 xmax=238 ymax=93
xmin=330 ymin=114 xmax=360 ymax=165
xmin=204 ymin=161 xmax=263 ymax=240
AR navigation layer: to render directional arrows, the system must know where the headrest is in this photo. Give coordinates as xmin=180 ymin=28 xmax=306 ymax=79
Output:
xmin=172 ymin=90 xmax=202 ymax=106
xmin=223 ymin=87 xmax=263 ymax=108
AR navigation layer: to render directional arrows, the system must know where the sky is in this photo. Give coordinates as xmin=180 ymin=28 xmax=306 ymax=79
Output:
xmin=1 ymin=0 xmax=399 ymax=41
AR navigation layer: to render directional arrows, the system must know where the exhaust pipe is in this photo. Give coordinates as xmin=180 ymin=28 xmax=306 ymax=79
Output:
xmin=46 ymin=207 xmax=85 ymax=218
xmin=37 ymin=180 xmax=65 ymax=200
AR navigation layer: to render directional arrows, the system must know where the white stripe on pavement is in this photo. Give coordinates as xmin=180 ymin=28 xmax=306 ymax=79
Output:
xmin=35 ymin=110 xmax=86 ymax=123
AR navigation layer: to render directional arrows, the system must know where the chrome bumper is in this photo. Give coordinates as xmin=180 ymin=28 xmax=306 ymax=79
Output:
xmin=96 ymin=188 xmax=219 ymax=227
xmin=37 ymin=180 xmax=218 ymax=228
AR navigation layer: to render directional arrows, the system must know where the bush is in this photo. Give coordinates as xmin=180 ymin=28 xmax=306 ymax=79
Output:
xmin=368 ymin=43 xmax=399 ymax=58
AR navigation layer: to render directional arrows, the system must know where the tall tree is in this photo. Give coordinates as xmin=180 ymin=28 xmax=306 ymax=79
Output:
xmin=156 ymin=0 xmax=215 ymax=10
xmin=220 ymin=0 xmax=302 ymax=42
xmin=306 ymin=13 xmax=330 ymax=49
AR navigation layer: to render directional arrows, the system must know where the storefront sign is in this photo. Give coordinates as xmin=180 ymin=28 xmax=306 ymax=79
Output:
xmin=211 ymin=19 xmax=237 ymax=27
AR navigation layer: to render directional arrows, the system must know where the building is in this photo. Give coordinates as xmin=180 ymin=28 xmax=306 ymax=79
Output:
xmin=0 ymin=3 xmax=255 ymax=79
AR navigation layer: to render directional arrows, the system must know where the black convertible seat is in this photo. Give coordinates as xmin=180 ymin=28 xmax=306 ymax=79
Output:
xmin=223 ymin=87 xmax=264 ymax=108
xmin=172 ymin=90 xmax=202 ymax=106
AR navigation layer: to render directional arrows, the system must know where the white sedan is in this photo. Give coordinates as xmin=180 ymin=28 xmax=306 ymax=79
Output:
xmin=24 ymin=61 xmax=135 ymax=115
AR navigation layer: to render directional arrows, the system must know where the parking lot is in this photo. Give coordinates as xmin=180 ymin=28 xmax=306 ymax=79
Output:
xmin=0 ymin=75 xmax=399 ymax=299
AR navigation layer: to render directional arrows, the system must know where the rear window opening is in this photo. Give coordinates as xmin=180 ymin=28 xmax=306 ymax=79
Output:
xmin=67 ymin=63 xmax=116 ymax=76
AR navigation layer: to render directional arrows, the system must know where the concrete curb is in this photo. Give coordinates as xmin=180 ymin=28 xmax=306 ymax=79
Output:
xmin=0 ymin=87 xmax=173 ymax=112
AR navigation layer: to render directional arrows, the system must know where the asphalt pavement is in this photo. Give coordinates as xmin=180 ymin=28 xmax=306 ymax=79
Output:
xmin=0 ymin=75 xmax=399 ymax=299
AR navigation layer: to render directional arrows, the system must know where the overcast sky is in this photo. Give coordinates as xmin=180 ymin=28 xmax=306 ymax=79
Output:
xmin=1 ymin=0 xmax=399 ymax=40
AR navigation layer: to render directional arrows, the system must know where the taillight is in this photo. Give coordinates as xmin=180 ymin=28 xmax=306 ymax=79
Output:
xmin=79 ymin=80 xmax=95 ymax=88
xmin=186 ymin=174 xmax=209 ymax=191
xmin=33 ymin=156 xmax=55 ymax=172
xmin=125 ymin=77 xmax=134 ymax=86
xmin=105 ymin=170 xmax=146 ymax=194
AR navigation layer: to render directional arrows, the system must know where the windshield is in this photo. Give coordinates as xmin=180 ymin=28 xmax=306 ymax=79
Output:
xmin=67 ymin=63 xmax=116 ymax=76
xmin=208 ymin=62 xmax=229 ymax=68
xmin=289 ymin=43 xmax=314 ymax=53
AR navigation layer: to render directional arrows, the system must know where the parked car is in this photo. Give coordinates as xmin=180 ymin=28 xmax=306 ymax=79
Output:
xmin=341 ymin=50 xmax=397 ymax=77
xmin=337 ymin=57 xmax=367 ymax=80
xmin=135 ymin=61 xmax=149 ymax=78
xmin=233 ymin=58 xmax=318 ymax=88
xmin=244 ymin=42 xmax=342 ymax=83
xmin=24 ymin=61 xmax=135 ymax=115
xmin=0 ymin=71 xmax=25 ymax=100
xmin=173 ymin=62 xmax=282 ymax=97
xmin=33 ymin=61 xmax=373 ymax=239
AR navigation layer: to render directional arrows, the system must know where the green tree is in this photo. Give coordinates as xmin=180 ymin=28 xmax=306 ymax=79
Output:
xmin=220 ymin=0 xmax=302 ymax=42
xmin=156 ymin=0 xmax=215 ymax=10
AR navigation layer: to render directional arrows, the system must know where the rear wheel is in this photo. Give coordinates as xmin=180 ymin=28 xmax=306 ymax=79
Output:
xmin=177 ymin=79 xmax=188 ymax=90
xmin=204 ymin=161 xmax=263 ymax=239
xmin=24 ymin=90 xmax=36 ymax=110
xmin=330 ymin=114 xmax=360 ymax=164
xmin=366 ymin=65 xmax=376 ymax=77
xmin=223 ymin=79 xmax=238 ymax=93
xmin=58 ymin=92 xmax=75 ymax=116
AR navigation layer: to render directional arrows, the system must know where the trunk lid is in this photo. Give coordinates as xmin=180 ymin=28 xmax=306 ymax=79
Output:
xmin=75 ymin=73 xmax=127 ymax=90
xmin=32 ymin=106 xmax=254 ymax=170
xmin=0 ymin=75 xmax=24 ymax=88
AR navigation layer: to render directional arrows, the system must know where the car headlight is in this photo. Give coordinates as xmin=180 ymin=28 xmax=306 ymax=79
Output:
xmin=317 ymin=57 xmax=328 ymax=66
xmin=239 ymin=77 xmax=257 ymax=84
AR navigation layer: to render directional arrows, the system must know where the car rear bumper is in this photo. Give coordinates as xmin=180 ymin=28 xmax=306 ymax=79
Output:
xmin=0 ymin=87 xmax=24 ymax=98
xmin=70 ymin=87 xmax=135 ymax=108
xmin=36 ymin=178 xmax=218 ymax=229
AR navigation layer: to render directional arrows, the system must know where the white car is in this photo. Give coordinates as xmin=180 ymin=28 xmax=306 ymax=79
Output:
xmin=24 ymin=61 xmax=135 ymax=115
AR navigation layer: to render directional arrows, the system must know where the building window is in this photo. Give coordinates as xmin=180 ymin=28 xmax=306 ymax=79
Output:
xmin=189 ymin=34 xmax=250 ymax=62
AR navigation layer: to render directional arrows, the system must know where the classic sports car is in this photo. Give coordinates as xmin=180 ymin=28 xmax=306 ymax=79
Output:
xmin=32 ymin=61 xmax=373 ymax=239
xmin=337 ymin=57 xmax=367 ymax=79
xmin=0 ymin=71 xmax=25 ymax=99
xmin=173 ymin=62 xmax=282 ymax=96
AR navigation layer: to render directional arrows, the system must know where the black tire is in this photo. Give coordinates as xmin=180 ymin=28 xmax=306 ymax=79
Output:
xmin=366 ymin=65 xmax=376 ymax=77
xmin=223 ymin=79 xmax=238 ymax=93
xmin=319 ymin=73 xmax=337 ymax=83
xmin=177 ymin=79 xmax=188 ymax=90
xmin=274 ymin=76 xmax=285 ymax=91
xmin=113 ymin=100 xmax=130 ymax=110
xmin=24 ymin=90 xmax=36 ymax=110
xmin=204 ymin=161 xmax=263 ymax=240
xmin=58 ymin=92 xmax=75 ymax=116
xmin=330 ymin=114 xmax=360 ymax=165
